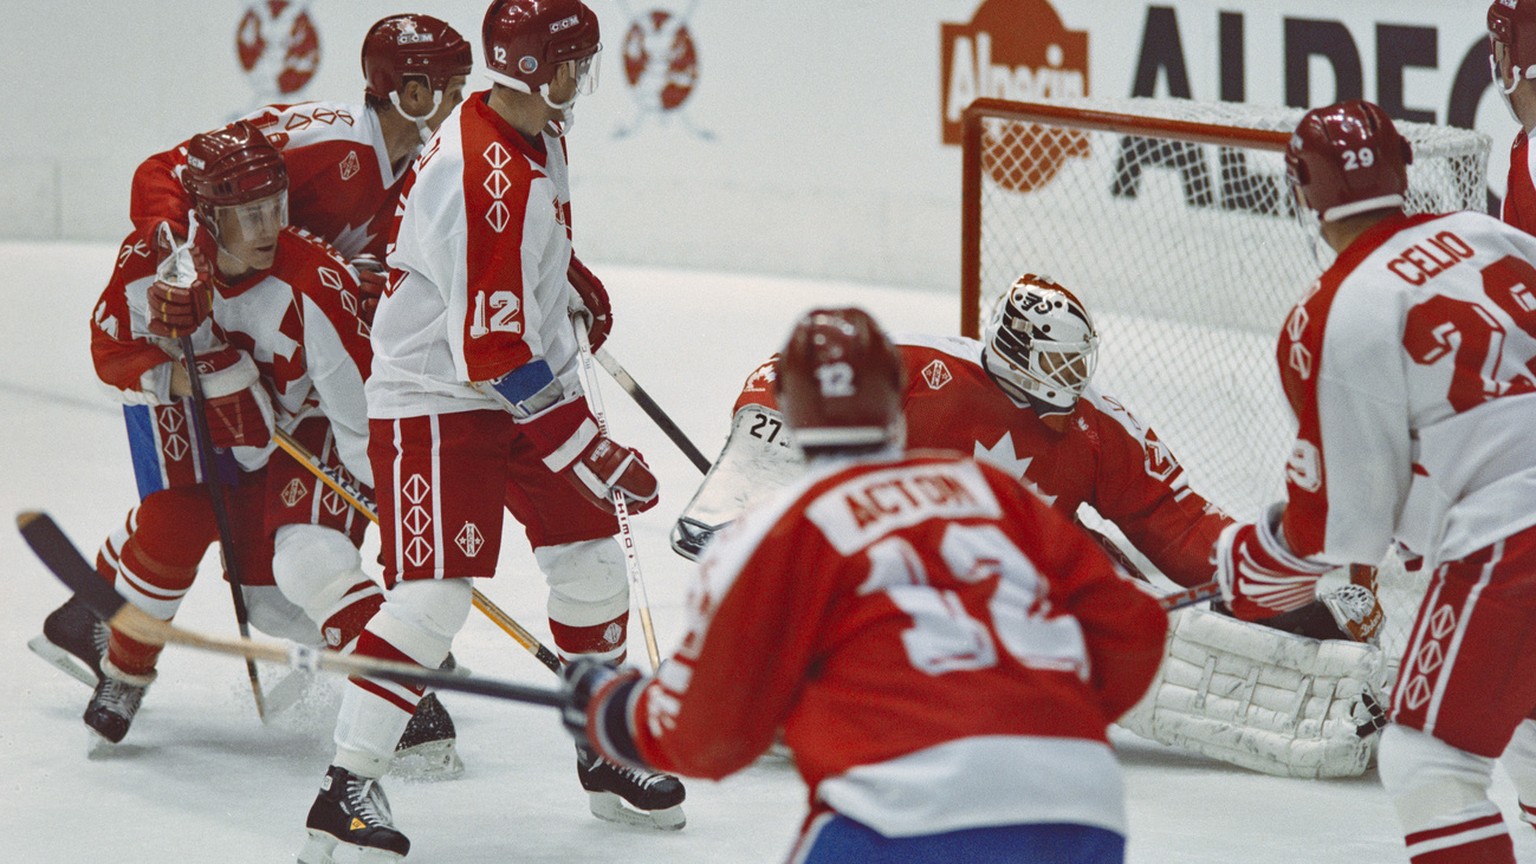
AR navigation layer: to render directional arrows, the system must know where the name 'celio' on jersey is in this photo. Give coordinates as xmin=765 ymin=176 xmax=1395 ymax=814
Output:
xmin=734 ymin=334 xmax=1232 ymax=586
xmin=1276 ymin=210 xmax=1536 ymax=568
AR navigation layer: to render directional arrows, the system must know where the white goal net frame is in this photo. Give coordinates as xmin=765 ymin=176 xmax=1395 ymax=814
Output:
xmin=958 ymin=96 xmax=1491 ymax=668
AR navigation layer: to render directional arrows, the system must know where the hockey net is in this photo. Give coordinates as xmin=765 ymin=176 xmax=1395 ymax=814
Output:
xmin=959 ymin=96 xmax=1490 ymax=670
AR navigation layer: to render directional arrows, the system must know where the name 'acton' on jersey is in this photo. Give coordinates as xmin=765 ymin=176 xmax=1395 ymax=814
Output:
xmin=806 ymin=460 xmax=1003 ymax=555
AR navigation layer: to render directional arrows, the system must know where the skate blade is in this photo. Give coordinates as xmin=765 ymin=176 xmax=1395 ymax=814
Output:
xmin=28 ymin=635 xmax=97 ymax=687
xmin=588 ymin=791 xmax=686 ymax=831
xmin=391 ymin=739 xmax=465 ymax=782
xmin=300 ymin=830 xmax=404 ymax=864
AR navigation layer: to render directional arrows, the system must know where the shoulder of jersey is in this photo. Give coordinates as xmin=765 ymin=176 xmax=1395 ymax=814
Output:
xmin=279 ymin=228 xmax=355 ymax=279
xmin=247 ymin=100 xmax=371 ymax=145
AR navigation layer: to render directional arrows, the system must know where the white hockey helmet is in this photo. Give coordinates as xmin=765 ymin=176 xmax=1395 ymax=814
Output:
xmin=982 ymin=274 xmax=1099 ymax=414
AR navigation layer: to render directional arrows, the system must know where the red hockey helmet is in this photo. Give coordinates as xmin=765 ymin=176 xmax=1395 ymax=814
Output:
xmin=482 ymin=0 xmax=600 ymax=98
xmin=775 ymin=307 xmax=906 ymax=453
xmin=1490 ymin=0 xmax=1536 ymax=91
xmin=362 ymin=14 xmax=473 ymax=102
xmin=182 ymin=121 xmax=287 ymax=211
xmin=1285 ymin=100 xmax=1412 ymax=223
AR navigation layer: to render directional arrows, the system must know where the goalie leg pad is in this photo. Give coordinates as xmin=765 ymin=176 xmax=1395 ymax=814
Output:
xmin=1377 ymin=725 xmax=1514 ymax=863
xmin=1116 ymin=607 xmax=1386 ymax=778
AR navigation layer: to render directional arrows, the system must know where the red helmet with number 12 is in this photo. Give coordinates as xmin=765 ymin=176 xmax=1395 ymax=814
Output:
xmin=775 ymin=308 xmax=906 ymax=454
xmin=482 ymin=0 xmax=601 ymax=109
xmin=1285 ymin=100 xmax=1413 ymax=224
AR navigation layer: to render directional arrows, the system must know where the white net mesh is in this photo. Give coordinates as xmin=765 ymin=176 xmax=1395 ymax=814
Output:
xmin=963 ymin=97 xmax=1491 ymax=667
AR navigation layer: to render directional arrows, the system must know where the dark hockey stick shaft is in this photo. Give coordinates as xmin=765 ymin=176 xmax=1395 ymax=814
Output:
xmin=17 ymin=512 xmax=565 ymax=708
xmin=178 ymin=335 xmax=265 ymax=718
xmin=270 ymin=430 xmax=564 ymax=675
xmin=594 ymin=347 xmax=711 ymax=474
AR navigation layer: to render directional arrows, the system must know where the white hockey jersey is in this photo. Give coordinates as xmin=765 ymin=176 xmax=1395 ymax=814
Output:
xmin=367 ymin=91 xmax=583 ymax=419
xmin=1277 ymin=211 xmax=1536 ymax=568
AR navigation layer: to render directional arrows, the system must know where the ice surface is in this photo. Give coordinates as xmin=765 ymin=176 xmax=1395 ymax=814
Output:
xmin=3 ymin=241 xmax=1532 ymax=862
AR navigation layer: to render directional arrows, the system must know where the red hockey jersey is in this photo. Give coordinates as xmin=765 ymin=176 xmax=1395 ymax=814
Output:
xmin=734 ymin=333 xmax=1231 ymax=586
xmin=90 ymin=226 xmax=374 ymax=487
xmin=1275 ymin=210 xmax=1536 ymax=568
xmin=1503 ymin=130 xmax=1536 ymax=236
xmin=130 ymin=102 xmax=412 ymax=260
xmin=629 ymin=452 xmax=1167 ymax=837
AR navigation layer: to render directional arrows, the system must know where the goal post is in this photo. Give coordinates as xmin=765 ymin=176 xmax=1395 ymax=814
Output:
xmin=958 ymin=95 xmax=1491 ymax=665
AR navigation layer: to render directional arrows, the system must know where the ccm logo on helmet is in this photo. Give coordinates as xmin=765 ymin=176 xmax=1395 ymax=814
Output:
xmin=551 ymin=15 xmax=580 ymax=32
xmin=397 ymin=32 xmax=435 ymax=45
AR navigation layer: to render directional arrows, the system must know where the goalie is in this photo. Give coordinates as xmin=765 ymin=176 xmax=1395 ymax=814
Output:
xmin=674 ymin=274 xmax=1387 ymax=778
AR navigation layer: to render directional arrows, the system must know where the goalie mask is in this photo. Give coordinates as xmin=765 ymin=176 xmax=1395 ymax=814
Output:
xmin=775 ymin=307 xmax=906 ymax=454
xmin=982 ymin=274 xmax=1099 ymax=414
xmin=362 ymin=14 xmax=473 ymax=139
xmin=1286 ymin=100 xmax=1412 ymax=224
xmin=1490 ymin=0 xmax=1536 ymax=107
xmin=483 ymin=0 xmax=601 ymax=132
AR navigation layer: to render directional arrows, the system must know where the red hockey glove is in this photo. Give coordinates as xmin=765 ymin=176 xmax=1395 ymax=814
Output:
xmin=516 ymin=395 xmax=659 ymax=514
xmin=191 ymin=347 xmax=274 ymax=449
xmin=1213 ymin=504 xmax=1332 ymax=621
xmin=568 ymin=254 xmax=612 ymax=352
xmin=351 ymin=254 xmax=386 ymax=327
xmin=147 ymin=224 xmax=214 ymax=338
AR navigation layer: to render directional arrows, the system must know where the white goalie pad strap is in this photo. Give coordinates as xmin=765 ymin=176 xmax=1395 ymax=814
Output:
xmin=671 ymin=405 xmax=806 ymax=560
xmin=1117 ymin=607 xmax=1387 ymax=778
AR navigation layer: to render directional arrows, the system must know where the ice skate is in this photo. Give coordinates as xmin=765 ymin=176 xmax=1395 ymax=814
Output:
xmin=298 ymin=765 xmax=410 ymax=864
xmin=576 ymin=745 xmax=686 ymax=830
xmin=30 ymin=598 xmax=108 ymax=686
xmin=390 ymin=692 xmax=464 ymax=781
xmin=82 ymin=660 xmax=153 ymax=745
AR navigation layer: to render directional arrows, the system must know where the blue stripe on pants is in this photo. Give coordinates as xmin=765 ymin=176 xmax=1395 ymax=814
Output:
xmin=795 ymin=815 xmax=1124 ymax=864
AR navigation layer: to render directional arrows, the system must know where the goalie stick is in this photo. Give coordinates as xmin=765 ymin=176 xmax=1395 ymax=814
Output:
xmin=18 ymin=511 xmax=565 ymax=709
xmin=270 ymin=429 xmax=564 ymax=675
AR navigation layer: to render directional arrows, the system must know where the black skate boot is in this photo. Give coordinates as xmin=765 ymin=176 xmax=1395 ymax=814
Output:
xmin=576 ymin=744 xmax=686 ymax=830
xmin=30 ymin=598 xmax=109 ymax=686
xmin=299 ymin=765 xmax=410 ymax=863
xmin=83 ymin=660 xmax=153 ymax=744
xmin=391 ymin=692 xmax=464 ymax=781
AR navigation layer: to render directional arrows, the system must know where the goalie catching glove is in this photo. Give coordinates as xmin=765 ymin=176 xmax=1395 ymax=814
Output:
xmin=1215 ymin=502 xmax=1332 ymax=620
xmin=481 ymin=359 xmax=658 ymax=513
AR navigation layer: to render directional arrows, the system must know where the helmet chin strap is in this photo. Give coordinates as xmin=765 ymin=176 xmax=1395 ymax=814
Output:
xmin=538 ymin=86 xmax=578 ymax=137
xmin=391 ymin=90 xmax=445 ymax=145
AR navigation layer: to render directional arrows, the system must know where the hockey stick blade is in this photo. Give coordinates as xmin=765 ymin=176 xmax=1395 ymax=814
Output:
xmin=17 ymin=511 xmax=566 ymax=709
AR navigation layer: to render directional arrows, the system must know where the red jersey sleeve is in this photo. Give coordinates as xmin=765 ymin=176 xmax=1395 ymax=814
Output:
xmin=1079 ymin=394 xmax=1233 ymax=586
xmin=129 ymin=146 xmax=193 ymax=239
xmin=91 ymin=233 xmax=172 ymax=392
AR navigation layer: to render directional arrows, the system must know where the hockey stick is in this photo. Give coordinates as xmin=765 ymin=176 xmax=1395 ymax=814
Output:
xmin=593 ymin=348 xmax=711 ymax=474
xmin=1158 ymin=580 xmax=1221 ymax=612
xmin=17 ymin=511 xmax=565 ymax=708
xmin=177 ymin=333 xmax=266 ymax=718
xmin=269 ymin=429 xmax=564 ymax=675
xmin=575 ymin=326 xmax=663 ymax=671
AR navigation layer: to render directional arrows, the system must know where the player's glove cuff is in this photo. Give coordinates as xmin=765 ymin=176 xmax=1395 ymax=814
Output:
xmin=562 ymin=658 xmax=645 ymax=767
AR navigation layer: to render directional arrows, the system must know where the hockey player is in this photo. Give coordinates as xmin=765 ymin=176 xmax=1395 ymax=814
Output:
xmin=1490 ymin=0 xmax=1536 ymax=233
xmin=672 ymin=276 xmax=1388 ymax=777
xmin=1217 ymin=99 xmax=1536 ymax=862
xmin=562 ymin=306 xmax=1168 ymax=863
xmin=130 ymin=13 xmax=472 ymax=265
xmin=297 ymin=3 xmax=680 ymax=861
xmin=61 ymin=121 xmax=457 ymax=774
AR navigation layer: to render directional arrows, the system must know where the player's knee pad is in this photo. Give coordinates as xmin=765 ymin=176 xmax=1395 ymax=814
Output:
xmin=365 ymin=578 xmax=473 ymax=668
xmin=272 ymin=524 xmax=364 ymax=613
xmin=536 ymin=538 xmax=629 ymax=625
xmin=1378 ymin=725 xmax=1498 ymax=832
xmin=240 ymin=585 xmax=322 ymax=644
xmin=1502 ymin=720 xmax=1536 ymax=821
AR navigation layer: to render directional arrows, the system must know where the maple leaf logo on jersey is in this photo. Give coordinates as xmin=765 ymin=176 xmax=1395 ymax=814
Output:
xmin=973 ymin=432 xmax=1056 ymax=505
xmin=922 ymin=359 xmax=952 ymax=390
xmin=743 ymin=360 xmax=778 ymax=393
